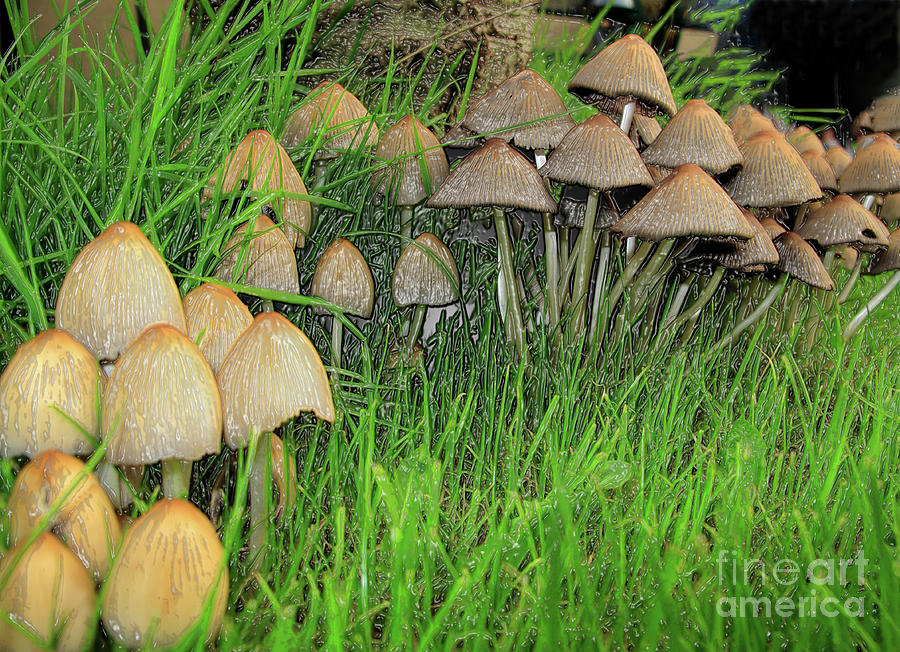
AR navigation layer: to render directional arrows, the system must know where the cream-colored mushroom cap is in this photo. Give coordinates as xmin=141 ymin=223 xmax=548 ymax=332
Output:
xmin=56 ymin=222 xmax=186 ymax=361
xmin=310 ymin=238 xmax=375 ymax=318
xmin=183 ymin=283 xmax=253 ymax=374
xmin=0 ymin=533 xmax=96 ymax=652
xmin=392 ymin=233 xmax=461 ymax=307
xmin=281 ymin=81 xmax=377 ymax=155
xmin=7 ymin=450 xmax=121 ymax=582
xmin=0 ymin=329 xmax=101 ymax=457
xmin=102 ymin=324 xmax=222 ymax=465
xmin=374 ymin=116 xmax=450 ymax=206
xmin=218 ymin=312 xmax=334 ymax=449
xmin=215 ymin=214 xmax=300 ymax=296
xmin=101 ymin=499 xmax=228 ymax=649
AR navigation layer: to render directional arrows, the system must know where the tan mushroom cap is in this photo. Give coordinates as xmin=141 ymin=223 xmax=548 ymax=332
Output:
xmin=825 ymin=146 xmax=854 ymax=178
xmin=759 ymin=216 xmax=788 ymax=240
xmin=0 ymin=329 xmax=101 ymax=458
xmin=183 ymin=283 xmax=254 ymax=374
xmin=102 ymin=324 xmax=222 ymax=466
xmin=726 ymin=130 xmax=823 ymax=207
xmin=704 ymin=211 xmax=780 ymax=270
xmin=872 ymin=95 xmax=900 ymax=133
xmin=835 ymin=244 xmax=859 ymax=271
xmin=426 ymin=138 xmax=556 ymax=213
xmin=281 ymin=81 xmax=377 ymax=156
xmin=56 ymin=222 xmax=186 ymax=361
xmin=796 ymin=195 xmax=890 ymax=249
xmin=839 ymin=134 xmax=900 ymax=194
xmin=310 ymin=238 xmax=375 ymax=318
xmin=218 ymin=312 xmax=334 ymax=449
xmin=882 ymin=192 xmax=900 ymax=222
xmin=392 ymin=233 xmax=461 ymax=307
xmin=540 ymin=113 xmax=653 ymax=191
xmin=460 ymin=69 xmax=575 ymax=151
xmin=7 ymin=451 xmax=121 ymax=582
xmin=0 ymin=533 xmax=96 ymax=652
xmin=641 ymin=99 xmax=743 ymax=174
xmin=773 ymin=232 xmax=835 ymax=290
xmin=374 ymin=116 xmax=449 ymax=206
xmin=868 ymin=228 xmax=900 ymax=274
xmin=729 ymin=105 xmax=775 ymax=144
xmin=630 ymin=113 xmax=662 ymax=146
xmin=101 ymin=499 xmax=228 ymax=649
xmin=568 ymin=33 xmax=676 ymax=117
xmin=801 ymin=151 xmax=838 ymax=192
xmin=788 ymin=126 xmax=826 ymax=157
xmin=215 ymin=214 xmax=300 ymax=296
xmin=612 ymin=164 xmax=754 ymax=241
xmin=205 ymin=130 xmax=312 ymax=249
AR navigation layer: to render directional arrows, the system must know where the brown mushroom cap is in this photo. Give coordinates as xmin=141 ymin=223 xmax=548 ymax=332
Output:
xmin=0 ymin=329 xmax=101 ymax=458
xmin=641 ymin=99 xmax=743 ymax=174
xmin=7 ymin=450 xmax=121 ymax=582
xmin=392 ymin=233 xmax=461 ymax=307
xmin=56 ymin=222 xmax=186 ymax=361
xmin=729 ymin=105 xmax=775 ymax=144
xmin=568 ymin=34 xmax=676 ymax=116
xmin=882 ymin=192 xmax=900 ymax=222
xmin=825 ymin=146 xmax=854 ymax=178
xmin=215 ymin=214 xmax=300 ymax=296
xmin=872 ymin=95 xmax=900 ymax=133
xmin=773 ymin=232 xmax=835 ymax=290
xmin=281 ymin=81 xmax=377 ymax=156
xmin=612 ymin=163 xmax=755 ymax=241
xmin=839 ymin=134 xmax=900 ymax=194
xmin=374 ymin=116 xmax=449 ymax=206
xmin=801 ymin=151 xmax=839 ymax=192
xmin=630 ymin=113 xmax=662 ymax=147
xmin=702 ymin=211 xmax=780 ymax=270
xmin=183 ymin=283 xmax=254 ymax=374
xmin=759 ymin=216 xmax=788 ymax=240
xmin=835 ymin=244 xmax=860 ymax=271
xmin=726 ymin=130 xmax=823 ymax=207
xmin=0 ymin=533 xmax=96 ymax=652
xmin=867 ymin=228 xmax=900 ymax=274
xmin=796 ymin=195 xmax=890 ymax=249
xmin=101 ymin=499 xmax=228 ymax=648
xmin=310 ymin=238 xmax=375 ymax=318
xmin=102 ymin=324 xmax=222 ymax=466
xmin=426 ymin=138 xmax=556 ymax=213
xmin=540 ymin=113 xmax=654 ymax=191
xmin=788 ymin=126 xmax=826 ymax=157
xmin=218 ymin=312 xmax=334 ymax=449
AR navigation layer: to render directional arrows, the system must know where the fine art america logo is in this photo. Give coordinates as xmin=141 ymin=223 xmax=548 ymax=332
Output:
xmin=716 ymin=550 xmax=868 ymax=618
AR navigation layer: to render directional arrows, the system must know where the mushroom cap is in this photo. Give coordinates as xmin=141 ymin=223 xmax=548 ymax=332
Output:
xmin=0 ymin=533 xmax=96 ymax=652
xmin=796 ymin=195 xmax=891 ymax=249
xmin=568 ymin=34 xmax=676 ymax=116
xmin=825 ymin=146 xmax=854 ymax=178
xmin=183 ymin=283 xmax=254 ymax=374
xmin=0 ymin=329 xmax=101 ymax=458
xmin=218 ymin=312 xmax=334 ymax=449
xmin=215 ymin=214 xmax=300 ymax=296
xmin=725 ymin=130 xmax=823 ymax=207
xmin=801 ymin=151 xmax=839 ymax=192
xmin=788 ymin=125 xmax=826 ymax=157
xmin=310 ymin=238 xmax=375 ymax=318
xmin=101 ymin=499 xmax=228 ymax=648
xmin=7 ymin=450 xmax=121 ymax=582
xmin=426 ymin=138 xmax=556 ymax=213
xmin=281 ymin=81 xmax=377 ymax=156
xmin=101 ymin=324 xmax=222 ymax=466
xmin=205 ymin=130 xmax=312 ymax=249
xmin=540 ymin=113 xmax=654 ymax=191
xmin=460 ymin=69 xmax=575 ymax=151
xmin=630 ymin=113 xmax=662 ymax=146
xmin=392 ymin=233 xmax=461 ymax=307
xmin=866 ymin=228 xmax=900 ymax=274
xmin=729 ymin=105 xmax=775 ymax=144
xmin=374 ymin=116 xmax=449 ymax=206
xmin=839 ymin=134 xmax=900 ymax=194
xmin=612 ymin=163 xmax=755 ymax=241
xmin=641 ymin=99 xmax=743 ymax=174
xmin=773 ymin=232 xmax=835 ymax=290
xmin=759 ymin=216 xmax=788 ymax=240
xmin=701 ymin=211 xmax=780 ymax=270
xmin=872 ymin=95 xmax=900 ymax=133
xmin=835 ymin=244 xmax=860 ymax=271
xmin=56 ymin=222 xmax=186 ymax=361
xmin=882 ymin=192 xmax=900 ymax=222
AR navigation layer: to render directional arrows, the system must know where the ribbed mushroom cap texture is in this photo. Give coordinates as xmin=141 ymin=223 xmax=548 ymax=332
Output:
xmin=540 ymin=113 xmax=654 ymax=190
xmin=868 ymin=228 xmax=900 ymax=274
xmin=205 ymin=130 xmax=312 ymax=248
xmin=215 ymin=214 xmax=300 ymax=296
xmin=102 ymin=324 xmax=222 ymax=465
xmin=101 ymin=499 xmax=228 ymax=649
xmin=825 ymin=146 xmax=854 ymax=178
xmin=759 ymin=216 xmax=788 ymax=239
xmin=0 ymin=533 xmax=96 ymax=652
xmin=426 ymin=138 xmax=556 ymax=212
xmin=374 ymin=116 xmax=449 ymax=206
xmin=630 ymin=114 xmax=662 ymax=146
xmin=641 ymin=99 xmax=743 ymax=174
xmin=796 ymin=195 xmax=891 ymax=248
xmin=788 ymin=126 xmax=826 ymax=157
xmin=882 ymin=192 xmax=900 ymax=222
xmin=183 ymin=283 xmax=254 ymax=374
xmin=612 ymin=164 xmax=755 ymax=241
xmin=460 ymin=69 xmax=575 ymax=151
xmin=281 ymin=81 xmax=377 ymax=156
xmin=773 ymin=232 xmax=835 ymax=290
xmin=0 ymin=329 xmax=101 ymax=458
xmin=568 ymin=34 xmax=676 ymax=116
xmin=310 ymin=238 xmax=375 ymax=318
xmin=218 ymin=312 xmax=334 ymax=449
xmin=839 ymin=134 xmax=900 ymax=194
xmin=56 ymin=222 xmax=186 ymax=361
xmin=726 ymin=131 xmax=823 ymax=207
xmin=392 ymin=233 xmax=461 ymax=307
xmin=703 ymin=211 xmax=780 ymax=270
xmin=7 ymin=450 xmax=121 ymax=583
xmin=872 ymin=95 xmax=900 ymax=133
xmin=801 ymin=151 xmax=839 ymax=192
xmin=729 ymin=106 xmax=775 ymax=144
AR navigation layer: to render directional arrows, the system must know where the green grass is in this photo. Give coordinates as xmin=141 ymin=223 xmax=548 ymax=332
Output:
xmin=2 ymin=1 xmax=900 ymax=649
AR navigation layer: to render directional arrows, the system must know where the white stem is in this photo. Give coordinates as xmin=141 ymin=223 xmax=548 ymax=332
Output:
xmin=619 ymin=101 xmax=636 ymax=133
xmin=844 ymin=271 xmax=900 ymax=340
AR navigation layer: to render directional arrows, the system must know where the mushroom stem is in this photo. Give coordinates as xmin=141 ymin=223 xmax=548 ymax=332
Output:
xmin=161 ymin=459 xmax=192 ymax=499
xmin=570 ymin=188 xmax=600 ymax=334
xmin=248 ymin=431 xmax=273 ymax=557
xmin=493 ymin=207 xmax=528 ymax=360
xmin=406 ymin=303 xmax=427 ymax=353
xmin=843 ymin=270 xmax=900 ymax=340
xmin=619 ymin=101 xmax=637 ymax=135
xmin=666 ymin=266 xmax=727 ymax=334
xmin=542 ymin=212 xmax=561 ymax=330
xmin=627 ymin=238 xmax=675 ymax=314
xmin=714 ymin=272 xmax=789 ymax=350
xmin=837 ymin=255 xmax=864 ymax=304
xmin=606 ymin=240 xmax=654 ymax=311
xmin=262 ymin=299 xmax=275 ymax=312
xmin=400 ymin=206 xmax=414 ymax=241
xmin=588 ymin=232 xmax=613 ymax=342
xmin=331 ymin=317 xmax=344 ymax=371
xmin=661 ymin=275 xmax=694 ymax=330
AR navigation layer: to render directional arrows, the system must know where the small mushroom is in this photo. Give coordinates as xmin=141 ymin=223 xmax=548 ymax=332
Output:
xmin=788 ymin=125 xmax=826 ymax=157
xmin=796 ymin=195 xmax=890 ymax=250
xmin=839 ymin=133 xmax=900 ymax=195
xmin=800 ymin=151 xmax=839 ymax=193
xmin=183 ymin=282 xmax=254 ymax=374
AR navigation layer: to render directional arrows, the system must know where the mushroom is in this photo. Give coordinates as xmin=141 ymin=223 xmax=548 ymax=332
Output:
xmin=788 ymin=125 xmax=826 ymax=157
xmin=839 ymin=133 xmax=900 ymax=196
xmin=796 ymin=195 xmax=890 ymax=252
xmin=800 ymin=151 xmax=839 ymax=194
xmin=871 ymin=94 xmax=900 ymax=133
xmin=183 ymin=282 xmax=254 ymax=374
xmin=882 ymin=192 xmax=900 ymax=224
xmin=728 ymin=105 xmax=775 ymax=144
xmin=629 ymin=114 xmax=662 ymax=148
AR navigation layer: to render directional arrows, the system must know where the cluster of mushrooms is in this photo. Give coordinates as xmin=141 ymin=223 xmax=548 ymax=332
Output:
xmin=2 ymin=31 xmax=900 ymax=649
